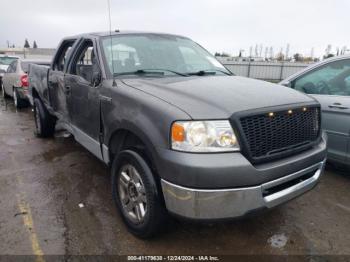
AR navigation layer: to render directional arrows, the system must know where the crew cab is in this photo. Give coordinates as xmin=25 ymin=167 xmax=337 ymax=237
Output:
xmin=29 ymin=31 xmax=327 ymax=238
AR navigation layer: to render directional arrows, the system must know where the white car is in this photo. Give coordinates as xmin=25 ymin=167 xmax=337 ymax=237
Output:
xmin=2 ymin=58 xmax=50 ymax=108
xmin=0 ymin=55 xmax=18 ymax=90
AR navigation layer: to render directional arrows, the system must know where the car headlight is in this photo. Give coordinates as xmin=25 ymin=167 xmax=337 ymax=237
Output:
xmin=171 ymin=120 xmax=240 ymax=152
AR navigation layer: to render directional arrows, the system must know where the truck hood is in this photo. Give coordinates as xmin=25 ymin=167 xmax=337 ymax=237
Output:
xmin=122 ymin=75 xmax=316 ymax=119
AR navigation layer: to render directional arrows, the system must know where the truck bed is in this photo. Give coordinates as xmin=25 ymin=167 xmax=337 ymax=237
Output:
xmin=28 ymin=63 xmax=50 ymax=106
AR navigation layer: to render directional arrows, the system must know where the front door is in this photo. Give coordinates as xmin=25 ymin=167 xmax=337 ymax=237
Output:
xmin=65 ymin=38 xmax=102 ymax=158
xmin=291 ymin=58 xmax=350 ymax=164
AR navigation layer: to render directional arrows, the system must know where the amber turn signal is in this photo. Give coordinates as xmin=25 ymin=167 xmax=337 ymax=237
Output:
xmin=172 ymin=123 xmax=185 ymax=142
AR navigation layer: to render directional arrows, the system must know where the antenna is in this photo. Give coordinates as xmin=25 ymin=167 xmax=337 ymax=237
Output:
xmin=107 ymin=0 xmax=117 ymax=86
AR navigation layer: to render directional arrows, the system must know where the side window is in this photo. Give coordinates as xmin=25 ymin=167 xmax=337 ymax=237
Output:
xmin=293 ymin=59 xmax=350 ymax=96
xmin=70 ymin=40 xmax=97 ymax=83
xmin=7 ymin=61 xmax=17 ymax=73
xmin=6 ymin=63 xmax=13 ymax=73
xmin=345 ymin=76 xmax=350 ymax=89
xmin=53 ymin=40 xmax=76 ymax=71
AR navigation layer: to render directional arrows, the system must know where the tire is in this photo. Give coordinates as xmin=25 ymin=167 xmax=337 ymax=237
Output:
xmin=111 ymin=150 xmax=168 ymax=238
xmin=33 ymin=98 xmax=56 ymax=137
xmin=2 ymin=84 xmax=10 ymax=99
xmin=13 ymin=88 xmax=27 ymax=108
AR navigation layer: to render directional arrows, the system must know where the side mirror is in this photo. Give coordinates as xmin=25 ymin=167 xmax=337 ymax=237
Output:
xmin=281 ymin=81 xmax=290 ymax=87
xmin=92 ymin=70 xmax=102 ymax=87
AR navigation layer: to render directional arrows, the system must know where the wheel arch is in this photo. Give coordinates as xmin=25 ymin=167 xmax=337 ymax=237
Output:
xmin=107 ymin=125 xmax=160 ymax=177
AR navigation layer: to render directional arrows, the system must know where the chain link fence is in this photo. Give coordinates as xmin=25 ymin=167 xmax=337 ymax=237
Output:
xmin=220 ymin=60 xmax=312 ymax=82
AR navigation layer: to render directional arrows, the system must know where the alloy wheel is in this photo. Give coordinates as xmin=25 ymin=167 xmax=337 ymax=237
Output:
xmin=118 ymin=164 xmax=147 ymax=224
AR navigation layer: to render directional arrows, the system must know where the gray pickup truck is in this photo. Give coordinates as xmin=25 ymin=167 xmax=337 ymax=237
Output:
xmin=29 ymin=31 xmax=327 ymax=238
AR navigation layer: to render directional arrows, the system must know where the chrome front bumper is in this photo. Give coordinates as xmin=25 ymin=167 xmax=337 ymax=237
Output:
xmin=161 ymin=160 xmax=326 ymax=220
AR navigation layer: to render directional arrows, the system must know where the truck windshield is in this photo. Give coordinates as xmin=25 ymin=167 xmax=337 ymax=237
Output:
xmin=101 ymin=34 xmax=231 ymax=77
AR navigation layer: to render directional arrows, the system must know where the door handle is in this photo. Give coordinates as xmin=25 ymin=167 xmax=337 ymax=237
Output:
xmin=328 ymin=103 xmax=349 ymax=110
xmin=99 ymin=95 xmax=112 ymax=103
xmin=64 ymin=86 xmax=71 ymax=95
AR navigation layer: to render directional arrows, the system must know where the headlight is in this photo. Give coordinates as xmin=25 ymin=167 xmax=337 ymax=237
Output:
xmin=171 ymin=120 xmax=240 ymax=152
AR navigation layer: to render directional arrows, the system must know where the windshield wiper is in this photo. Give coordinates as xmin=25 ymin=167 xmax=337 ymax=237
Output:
xmin=114 ymin=69 xmax=164 ymax=77
xmin=187 ymin=69 xmax=232 ymax=76
xmin=113 ymin=69 xmax=187 ymax=77
xmin=145 ymin=69 xmax=188 ymax=76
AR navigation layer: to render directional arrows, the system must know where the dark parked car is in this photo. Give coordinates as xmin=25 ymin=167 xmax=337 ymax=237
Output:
xmin=2 ymin=58 xmax=50 ymax=108
xmin=29 ymin=31 xmax=327 ymax=238
xmin=280 ymin=55 xmax=350 ymax=168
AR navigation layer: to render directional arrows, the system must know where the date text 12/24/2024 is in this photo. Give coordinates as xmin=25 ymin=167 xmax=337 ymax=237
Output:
xmin=127 ymin=256 xmax=220 ymax=261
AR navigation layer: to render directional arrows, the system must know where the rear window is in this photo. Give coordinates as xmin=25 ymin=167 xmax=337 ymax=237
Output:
xmin=0 ymin=56 xmax=18 ymax=65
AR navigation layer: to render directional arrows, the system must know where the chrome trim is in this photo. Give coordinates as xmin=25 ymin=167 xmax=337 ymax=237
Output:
xmin=72 ymin=125 xmax=103 ymax=161
xmin=261 ymin=161 xmax=323 ymax=190
xmin=161 ymin=160 xmax=326 ymax=219
xmin=102 ymin=144 xmax=110 ymax=164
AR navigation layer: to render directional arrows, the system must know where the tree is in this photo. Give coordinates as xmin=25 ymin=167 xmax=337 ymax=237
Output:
xmin=33 ymin=41 xmax=38 ymax=48
xmin=24 ymin=39 xmax=30 ymax=48
xmin=276 ymin=52 xmax=284 ymax=61
xmin=293 ymin=53 xmax=303 ymax=62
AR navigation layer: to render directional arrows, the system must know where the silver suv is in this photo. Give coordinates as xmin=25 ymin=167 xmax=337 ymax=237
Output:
xmin=280 ymin=55 xmax=350 ymax=168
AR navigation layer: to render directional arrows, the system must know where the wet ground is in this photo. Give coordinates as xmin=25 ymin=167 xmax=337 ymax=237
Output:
xmin=0 ymin=96 xmax=350 ymax=258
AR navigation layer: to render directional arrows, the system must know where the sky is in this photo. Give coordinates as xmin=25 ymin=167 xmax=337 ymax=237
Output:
xmin=0 ymin=0 xmax=348 ymax=58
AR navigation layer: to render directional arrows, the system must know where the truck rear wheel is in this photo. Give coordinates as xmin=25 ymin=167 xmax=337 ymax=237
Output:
xmin=33 ymin=98 xmax=56 ymax=137
xmin=111 ymin=150 xmax=168 ymax=238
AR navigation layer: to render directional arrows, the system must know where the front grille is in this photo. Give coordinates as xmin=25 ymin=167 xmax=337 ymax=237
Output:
xmin=239 ymin=106 xmax=320 ymax=163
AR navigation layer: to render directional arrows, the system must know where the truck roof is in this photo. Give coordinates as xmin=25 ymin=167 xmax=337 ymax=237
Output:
xmin=66 ymin=30 xmax=190 ymax=40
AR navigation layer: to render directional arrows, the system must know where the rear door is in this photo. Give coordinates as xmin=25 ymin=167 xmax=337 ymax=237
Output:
xmin=49 ymin=39 xmax=79 ymax=123
xmin=291 ymin=58 xmax=350 ymax=164
xmin=3 ymin=60 xmax=18 ymax=96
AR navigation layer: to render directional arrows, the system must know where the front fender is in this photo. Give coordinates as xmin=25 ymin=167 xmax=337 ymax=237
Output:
xmin=101 ymin=80 xmax=191 ymax=166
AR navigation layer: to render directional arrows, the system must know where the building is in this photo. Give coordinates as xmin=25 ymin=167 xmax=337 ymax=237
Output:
xmin=0 ymin=47 xmax=55 ymax=60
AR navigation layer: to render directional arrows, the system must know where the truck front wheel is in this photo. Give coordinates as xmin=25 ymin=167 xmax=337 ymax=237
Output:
xmin=33 ymin=98 xmax=56 ymax=137
xmin=111 ymin=150 xmax=168 ymax=238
